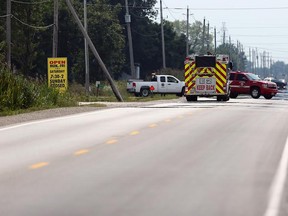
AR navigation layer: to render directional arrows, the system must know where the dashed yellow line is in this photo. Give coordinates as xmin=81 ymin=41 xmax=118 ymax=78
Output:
xmin=106 ymin=139 xmax=118 ymax=144
xmin=74 ymin=149 xmax=90 ymax=156
xmin=130 ymin=131 xmax=140 ymax=135
xmin=149 ymin=124 xmax=157 ymax=128
xmin=29 ymin=162 xmax=49 ymax=170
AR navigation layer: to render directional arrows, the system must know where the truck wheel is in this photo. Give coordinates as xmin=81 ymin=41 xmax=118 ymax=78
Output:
xmin=176 ymin=87 xmax=185 ymax=97
xmin=223 ymin=95 xmax=230 ymax=101
xmin=217 ymin=96 xmax=222 ymax=101
xmin=264 ymin=95 xmax=273 ymax=99
xmin=250 ymin=87 xmax=261 ymax=99
xmin=230 ymin=92 xmax=238 ymax=98
xmin=186 ymin=96 xmax=197 ymax=101
xmin=140 ymin=88 xmax=150 ymax=97
xmin=217 ymin=95 xmax=229 ymax=101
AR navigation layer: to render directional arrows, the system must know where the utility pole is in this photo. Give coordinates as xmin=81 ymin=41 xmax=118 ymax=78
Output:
xmin=222 ymin=22 xmax=226 ymax=45
xmin=249 ymin=47 xmax=251 ymax=72
xmin=160 ymin=0 xmax=166 ymax=68
xmin=201 ymin=18 xmax=205 ymax=54
xmin=229 ymin=36 xmax=231 ymax=60
xmin=207 ymin=22 xmax=210 ymax=52
xmin=6 ymin=0 xmax=11 ymax=69
xmin=186 ymin=6 xmax=189 ymax=56
xmin=256 ymin=48 xmax=259 ymax=73
xmin=214 ymin=27 xmax=216 ymax=54
xmin=65 ymin=0 xmax=123 ymax=102
xmin=52 ymin=0 xmax=58 ymax=57
xmin=84 ymin=0 xmax=89 ymax=93
xmin=124 ymin=0 xmax=135 ymax=78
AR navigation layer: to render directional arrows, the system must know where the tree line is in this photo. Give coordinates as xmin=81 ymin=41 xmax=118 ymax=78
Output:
xmin=1 ymin=0 xmax=286 ymax=85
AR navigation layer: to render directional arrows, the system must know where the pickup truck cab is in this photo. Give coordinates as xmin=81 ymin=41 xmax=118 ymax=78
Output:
xmin=127 ymin=75 xmax=185 ymax=97
xmin=229 ymin=71 xmax=278 ymax=99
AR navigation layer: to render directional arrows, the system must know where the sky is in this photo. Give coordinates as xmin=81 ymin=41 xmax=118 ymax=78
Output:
xmin=153 ymin=0 xmax=288 ymax=65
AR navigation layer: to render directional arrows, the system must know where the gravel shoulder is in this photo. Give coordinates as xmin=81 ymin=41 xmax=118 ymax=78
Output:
xmin=0 ymin=99 xmax=182 ymax=128
xmin=0 ymin=106 xmax=107 ymax=128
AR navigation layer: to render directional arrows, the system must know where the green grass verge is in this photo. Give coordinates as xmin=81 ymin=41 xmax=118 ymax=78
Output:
xmin=0 ymin=71 xmax=179 ymax=117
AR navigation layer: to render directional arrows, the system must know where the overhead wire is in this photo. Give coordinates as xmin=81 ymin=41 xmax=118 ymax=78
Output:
xmin=12 ymin=15 xmax=54 ymax=29
xmin=11 ymin=0 xmax=52 ymax=5
xmin=0 ymin=14 xmax=11 ymax=18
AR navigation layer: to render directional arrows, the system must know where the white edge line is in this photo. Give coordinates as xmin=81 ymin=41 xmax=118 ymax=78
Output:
xmin=264 ymin=136 xmax=288 ymax=216
xmin=0 ymin=108 xmax=117 ymax=132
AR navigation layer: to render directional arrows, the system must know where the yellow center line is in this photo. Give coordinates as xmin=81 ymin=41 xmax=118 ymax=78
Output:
xmin=130 ymin=131 xmax=140 ymax=135
xmin=149 ymin=124 xmax=158 ymax=128
xmin=106 ymin=139 xmax=118 ymax=144
xmin=74 ymin=149 xmax=90 ymax=156
xmin=29 ymin=162 xmax=49 ymax=170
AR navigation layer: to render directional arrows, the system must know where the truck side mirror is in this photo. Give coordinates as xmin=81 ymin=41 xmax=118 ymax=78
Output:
xmin=229 ymin=61 xmax=233 ymax=70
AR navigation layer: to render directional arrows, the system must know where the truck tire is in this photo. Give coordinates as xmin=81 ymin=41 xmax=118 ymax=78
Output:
xmin=216 ymin=95 xmax=229 ymax=102
xmin=176 ymin=87 xmax=185 ymax=97
xmin=230 ymin=92 xmax=238 ymax=98
xmin=186 ymin=95 xmax=197 ymax=101
xmin=264 ymin=95 xmax=273 ymax=99
xmin=250 ymin=87 xmax=261 ymax=99
xmin=217 ymin=96 xmax=222 ymax=101
xmin=223 ymin=95 xmax=230 ymax=101
xmin=140 ymin=88 xmax=150 ymax=97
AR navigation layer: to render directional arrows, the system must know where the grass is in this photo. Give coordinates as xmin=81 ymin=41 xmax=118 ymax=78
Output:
xmin=0 ymin=70 xmax=179 ymax=116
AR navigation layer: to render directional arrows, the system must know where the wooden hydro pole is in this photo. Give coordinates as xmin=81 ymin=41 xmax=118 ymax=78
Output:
xmin=65 ymin=0 xmax=123 ymax=102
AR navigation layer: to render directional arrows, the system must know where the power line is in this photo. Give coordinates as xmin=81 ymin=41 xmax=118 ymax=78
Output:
xmin=232 ymin=34 xmax=288 ymax=37
xmin=162 ymin=1 xmax=178 ymax=21
xmin=87 ymin=4 xmax=288 ymax=11
xmin=245 ymin=42 xmax=288 ymax=45
xmin=182 ymin=7 xmax=288 ymax=11
xmin=12 ymin=15 xmax=54 ymax=29
xmin=11 ymin=0 xmax=52 ymax=5
xmin=131 ymin=28 xmax=161 ymax=37
xmin=0 ymin=14 xmax=11 ymax=18
xmin=229 ymin=26 xmax=288 ymax=29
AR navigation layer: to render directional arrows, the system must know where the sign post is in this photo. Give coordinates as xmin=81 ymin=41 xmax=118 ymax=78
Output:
xmin=47 ymin=57 xmax=68 ymax=92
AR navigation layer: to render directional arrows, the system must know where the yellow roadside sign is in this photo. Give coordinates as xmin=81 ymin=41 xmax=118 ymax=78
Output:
xmin=47 ymin=57 xmax=68 ymax=92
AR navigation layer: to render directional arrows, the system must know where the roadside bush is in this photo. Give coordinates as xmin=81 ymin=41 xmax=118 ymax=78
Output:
xmin=0 ymin=69 xmax=35 ymax=110
xmin=0 ymin=68 xmax=63 ymax=111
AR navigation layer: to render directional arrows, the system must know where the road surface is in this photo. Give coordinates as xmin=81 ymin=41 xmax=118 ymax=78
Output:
xmin=0 ymin=97 xmax=288 ymax=216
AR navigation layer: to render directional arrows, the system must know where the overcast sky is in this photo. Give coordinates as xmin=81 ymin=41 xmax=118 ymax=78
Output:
xmin=153 ymin=0 xmax=288 ymax=64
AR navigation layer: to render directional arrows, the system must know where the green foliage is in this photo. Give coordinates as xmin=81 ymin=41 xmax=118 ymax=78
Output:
xmin=172 ymin=20 xmax=214 ymax=55
xmin=216 ymin=43 xmax=246 ymax=71
xmin=0 ymin=69 xmax=36 ymax=110
xmin=0 ymin=68 xmax=64 ymax=111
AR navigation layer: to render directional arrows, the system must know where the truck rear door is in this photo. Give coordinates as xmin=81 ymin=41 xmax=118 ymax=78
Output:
xmin=158 ymin=76 xmax=166 ymax=93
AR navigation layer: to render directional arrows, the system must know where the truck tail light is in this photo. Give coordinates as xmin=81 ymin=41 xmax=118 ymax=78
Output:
xmin=133 ymin=82 xmax=136 ymax=88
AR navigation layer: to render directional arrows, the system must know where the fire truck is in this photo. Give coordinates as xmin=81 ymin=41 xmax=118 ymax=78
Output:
xmin=184 ymin=54 xmax=231 ymax=101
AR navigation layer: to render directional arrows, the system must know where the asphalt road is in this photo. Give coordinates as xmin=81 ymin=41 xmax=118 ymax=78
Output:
xmin=0 ymin=97 xmax=288 ymax=216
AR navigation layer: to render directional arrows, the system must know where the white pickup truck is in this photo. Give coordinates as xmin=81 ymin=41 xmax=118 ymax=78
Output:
xmin=127 ymin=75 xmax=185 ymax=97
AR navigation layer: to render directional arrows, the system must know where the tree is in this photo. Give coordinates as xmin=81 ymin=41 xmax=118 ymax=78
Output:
xmin=270 ymin=61 xmax=287 ymax=79
xmin=0 ymin=0 xmax=6 ymax=66
xmin=172 ymin=20 xmax=214 ymax=55
xmin=216 ymin=43 xmax=246 ymax=71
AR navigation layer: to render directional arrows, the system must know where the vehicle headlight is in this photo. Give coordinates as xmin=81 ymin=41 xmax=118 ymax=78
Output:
xmin=262 ymin=84 xmax=268 ymax=88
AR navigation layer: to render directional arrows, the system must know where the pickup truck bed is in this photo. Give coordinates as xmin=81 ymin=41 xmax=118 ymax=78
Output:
xmin=127 ymin=75 xmax=185 ymax=97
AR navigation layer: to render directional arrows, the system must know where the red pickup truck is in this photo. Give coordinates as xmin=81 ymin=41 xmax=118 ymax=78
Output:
xmin=229 ymin=71 xmax=278 ymax=99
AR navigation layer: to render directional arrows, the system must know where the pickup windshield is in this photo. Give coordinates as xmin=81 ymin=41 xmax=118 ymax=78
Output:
xmin=246 ymin=73 xmax=261 ymax=81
